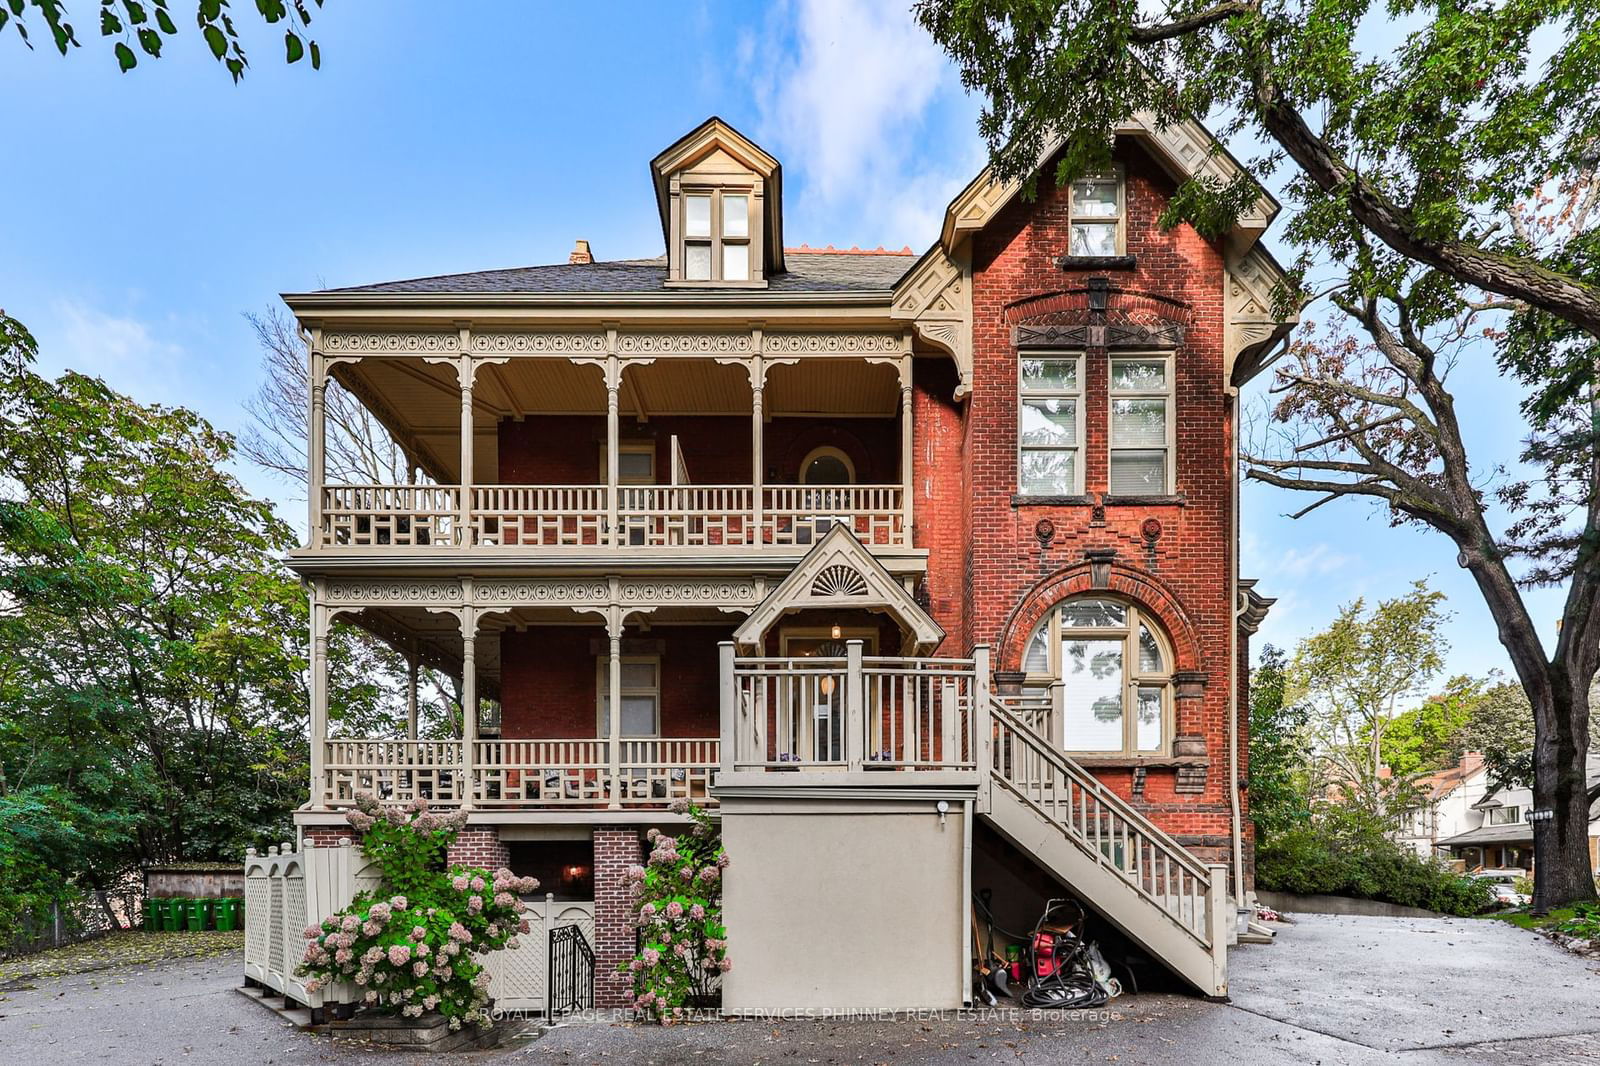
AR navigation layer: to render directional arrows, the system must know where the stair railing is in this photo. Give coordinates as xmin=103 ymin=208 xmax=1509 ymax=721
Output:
xmin=986 ymin=697 xmax=1215 ymax=946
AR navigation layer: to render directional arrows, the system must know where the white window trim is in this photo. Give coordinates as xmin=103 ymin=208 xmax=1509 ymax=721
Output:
xmin=1067 ymin=165 xmax=1126 ymax=257
xmin=1022 ymin=597 xmax=1173 ymax=756
xmin=1017 ymin=352 xmax=1084 ymax=497
xmin=594 ymin=654 xmax=661 ymax=737
xmin=1107 ymin=352 xmax=1175 ymax=497
xmin=681 ymin=186 xmax=753 ymax=284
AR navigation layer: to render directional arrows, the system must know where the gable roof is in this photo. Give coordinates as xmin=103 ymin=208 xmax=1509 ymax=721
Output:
xmin=733 ymin=524 xmax=944 ymax=654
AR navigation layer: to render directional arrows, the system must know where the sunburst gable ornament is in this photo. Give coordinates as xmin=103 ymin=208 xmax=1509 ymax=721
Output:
xmin=810 ymin=564 xmax=868 ymax=598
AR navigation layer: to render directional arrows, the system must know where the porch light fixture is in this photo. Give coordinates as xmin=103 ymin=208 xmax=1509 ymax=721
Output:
xmin=830 ymin=624 xmax=842 ymax=640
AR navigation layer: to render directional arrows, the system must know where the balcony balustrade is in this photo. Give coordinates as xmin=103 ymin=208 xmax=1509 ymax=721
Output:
xmin=316 ymin=484 xmax=908 ymax=550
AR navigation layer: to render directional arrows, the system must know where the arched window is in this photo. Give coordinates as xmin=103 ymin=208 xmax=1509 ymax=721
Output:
xmin=800 ymin=445 xmax=855 ymax=485
xmin=1021 ymin=596 xmax=1171 ymax=755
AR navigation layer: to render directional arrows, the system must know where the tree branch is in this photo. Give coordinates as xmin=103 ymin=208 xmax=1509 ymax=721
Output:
xmin=1129 ymin=2 xmax=1259 ymax=43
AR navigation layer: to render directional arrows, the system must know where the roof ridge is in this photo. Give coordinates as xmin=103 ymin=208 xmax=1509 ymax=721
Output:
xmin=785 ymin=244 xmax=916 ymax=256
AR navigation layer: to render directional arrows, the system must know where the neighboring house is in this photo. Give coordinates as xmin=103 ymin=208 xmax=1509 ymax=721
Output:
xmin=1437 ymin=757 xmax=1600 ymax=874
xmin=279 ymin=116 xmax=1295 ymax=1011
xmin=1394 ymin=752 xmax=1491 ymax=859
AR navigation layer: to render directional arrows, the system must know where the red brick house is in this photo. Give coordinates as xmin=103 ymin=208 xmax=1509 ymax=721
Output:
xmin=282 ymin=117 xmax=1292 ymax=1011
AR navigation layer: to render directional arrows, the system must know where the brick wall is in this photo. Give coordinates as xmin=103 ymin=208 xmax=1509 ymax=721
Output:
xmin=446 ymin=827 xmax=511 ymax=871
xmin=300 ymin=826 xmax=351 ymax=850
xmin=913 ymin=138 xmax=1245 ymax=855
xmin=593 ymin=826 xmax=642 ymax=1008
xmin=500 ymin=624 xmax=733 ymax=739
xmin=497 ymin=414 xmax=899 ymax=485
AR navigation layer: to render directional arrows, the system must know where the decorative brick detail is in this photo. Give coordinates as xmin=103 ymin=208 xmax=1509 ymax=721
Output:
xmin=1174 ymin=765 xmax=1208 ymax=795
xmin=446 ymin=827 xmax=510 ymax=871
xmin=593 ymin=827 xmax=643 ymax=1009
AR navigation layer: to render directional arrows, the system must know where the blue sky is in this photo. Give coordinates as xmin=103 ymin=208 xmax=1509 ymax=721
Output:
xmin=0 ymin=0 xmax=1565 ymax=682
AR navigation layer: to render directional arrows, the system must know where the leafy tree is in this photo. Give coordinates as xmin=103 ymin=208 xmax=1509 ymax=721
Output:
xmin=1288 ymin=581 xmax=1449 ymax=822
xmin=1377 ymin=675 xmax=1488 ymax=779
xmin=1246 ymin=645 xmax=1312 ymax=840
xmin=918 ymin=0 xmax=1600 ymax=909
xmin=1 ymin=0 xmax=324 ymax=78
xmin=0 ymin=311 xmax=310 ymax=924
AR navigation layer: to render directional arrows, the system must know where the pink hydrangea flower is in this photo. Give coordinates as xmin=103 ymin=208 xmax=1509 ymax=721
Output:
xmin=387 ymin=944 xmax=412 ymax=966
xmin=719 ymin=958 xmax=733 ymax=972
xmin=689 ymin=904 xmax=705 ymax=920
xmin=664 ymin=901 xmax=684 ymax=918
xmin=389 ymin=895 xmax=408 ymax=910
xmin=412 ymin=961 xmax=429 ymax=977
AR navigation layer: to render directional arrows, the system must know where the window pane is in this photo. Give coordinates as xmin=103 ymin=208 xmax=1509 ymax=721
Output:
xmin=1072 ymin=175 xmax=1120 ymax=217
xmin=1138 ymin=624 xmax=1163 ymax=672
xmin=1112 ymin=398 xmax=1167 ymax=447
xmin=1111 ymin=359 xmax=1167 ymax=392
xmin=621 ymin=696 xmax=656 ymax=736
xmin=685 ymin=242 xmax=711 ymax=280
xmin=619 ymin=449 xmax=654 ymax=481
xmin=685 ymin=194 xmax=711 ymax=238
xmin=1020 ymin=398 xmax=1077 ymax=446
xmin=1070 ymin=223 xmax=1118 ymax=257
xmin=722 ymin=194 xmax=749 ymax=237
xmin=1136 ymin=686 xmax=1163 ymax=751
xmin=1059 ymin=599 xmax=1126 ymax=628
xmin=1063 ymin=638 xmax=1123 ymax=751
xmin=1110 ymin=452 xmax=1167 ymax=495
xmin=1020 ymin=449 xmax=1075 ymax=495
xmin=723 ymin=242 xmax=749 ymax=281
xmin=1023 ymin=627 xmax=1049 ymax=673
xmin=621 ymin=661 xmax=656 ymax=688
xmin=1020 ymin=358 xmax=1078 ymax=391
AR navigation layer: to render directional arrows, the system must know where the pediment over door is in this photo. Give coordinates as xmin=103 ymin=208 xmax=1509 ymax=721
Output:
xmin=732 ymin=524 xmax=944 ymax=654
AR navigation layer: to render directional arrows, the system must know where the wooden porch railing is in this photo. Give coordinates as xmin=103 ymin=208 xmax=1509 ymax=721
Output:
xmin=314 ymin=483 xmax=909 ymax=549
xmin=721 ymin=642 xmax=982 ymax=771
xmin=319 ymin=737 xmax=719 ymax=809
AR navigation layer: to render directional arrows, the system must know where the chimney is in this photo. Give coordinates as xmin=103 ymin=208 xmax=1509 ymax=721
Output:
xmin=1460 ymin=750 xmax=1485 ymax=776
xmin=568 ymin=239 xmax=593 ymax=265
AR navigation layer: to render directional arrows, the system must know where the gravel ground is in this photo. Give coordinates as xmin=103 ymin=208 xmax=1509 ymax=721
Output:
xmin=1 ymin=914 xmax=1597 ymax=1065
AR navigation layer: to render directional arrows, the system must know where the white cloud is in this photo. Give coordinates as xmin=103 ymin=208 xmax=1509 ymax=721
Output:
xmin=1274 ymin=542 xmax=1356 ymax=580
xmin=42 ymin=300 xmax=188 ymax=403
xmin=743 ymin=0 xmax=982 ymax=246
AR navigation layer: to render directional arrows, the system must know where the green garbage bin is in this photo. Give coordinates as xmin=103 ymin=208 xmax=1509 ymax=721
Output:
xmin=143 ymin=898 xmax=159 ymax=932
xmin=185 ymin=898 xmax=207 ymax=931
xmin=215 ymin=897 xmax=238 ymax=932
xmin=160 ymin=897 xmax=181 ymax=931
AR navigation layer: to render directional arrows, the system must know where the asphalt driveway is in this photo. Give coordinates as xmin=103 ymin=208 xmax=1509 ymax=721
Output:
xmin=1 ymin=914 xmax=1596 ymax=1065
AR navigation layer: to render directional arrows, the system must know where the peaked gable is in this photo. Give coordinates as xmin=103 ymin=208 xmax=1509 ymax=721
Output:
xmin=733 ymin=524 xmax=944 ymax=654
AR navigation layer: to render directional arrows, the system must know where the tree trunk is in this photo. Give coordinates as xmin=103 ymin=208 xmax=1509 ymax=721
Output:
xmin=1531 ymin=676 xmax=1597 ymax=911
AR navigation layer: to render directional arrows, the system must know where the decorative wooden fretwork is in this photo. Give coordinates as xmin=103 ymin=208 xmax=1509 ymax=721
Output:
xmin=810 ymin=564 xmax=868 ymax=598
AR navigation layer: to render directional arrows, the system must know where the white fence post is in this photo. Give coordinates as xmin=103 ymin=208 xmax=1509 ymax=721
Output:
xmin=718 ymin=641 xmax=737 ymax=775
xmin=844 ymin=640 xmax=865 ymax=771
xmin=1205 ymin=863 xmax=1229 ymax=998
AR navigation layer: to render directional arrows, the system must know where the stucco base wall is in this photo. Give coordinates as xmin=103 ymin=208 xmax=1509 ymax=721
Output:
xmin=719 ymin=791 xmax=971 ymax=1013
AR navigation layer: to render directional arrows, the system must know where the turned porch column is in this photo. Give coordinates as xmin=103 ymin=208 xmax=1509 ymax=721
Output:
xmin=460 ymin=606 xmax=478 ymax=809
xmin=899 ymin=354 xmax=914 ymax=544
xmin=458 ymin=354 xmax=474 ymax=548
xmin=605 ymin=354 xmax=620 ymax=548
xmin=308 ymin=342 xmax=326 ymax=545
xmin=606 ymin=604 xmax=623 ymax=809
xmin=308 ymin=594 xmax=329 ymax=809
xmin=405 ymin=640 xmax=419 ymax=741
xmin=750 ymin=351 xmax=764 ymax=545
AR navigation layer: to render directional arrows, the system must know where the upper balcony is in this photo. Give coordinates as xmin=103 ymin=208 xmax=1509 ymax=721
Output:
xmin=298 ymin=327 xmax=919 ymax=564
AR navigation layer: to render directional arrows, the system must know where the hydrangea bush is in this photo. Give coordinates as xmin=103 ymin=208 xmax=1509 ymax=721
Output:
xmin=621 ymin=798 xmax=730 ymax=1020
xmin=296 ymin=793 xmax=538 ymax=1030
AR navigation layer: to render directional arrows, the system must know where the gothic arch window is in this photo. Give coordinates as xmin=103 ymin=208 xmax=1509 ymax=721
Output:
xmin=1021 ymin=595 xmax=1172 ymax=755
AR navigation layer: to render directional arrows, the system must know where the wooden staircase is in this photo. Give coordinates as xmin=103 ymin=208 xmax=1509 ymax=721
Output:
xmin=978 ymin=696 xmax=1229 ymax=997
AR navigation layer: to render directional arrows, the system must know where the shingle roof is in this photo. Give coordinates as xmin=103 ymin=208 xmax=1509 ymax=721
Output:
xmin=325 ymin=250 xmax=916 ymax=295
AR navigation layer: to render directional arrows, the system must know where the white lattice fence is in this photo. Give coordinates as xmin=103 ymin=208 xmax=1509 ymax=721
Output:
xmin=243 ymin=838 xmax=377 ymax=1010
xmin=481 ymin=896 xmax=596 ymax=1014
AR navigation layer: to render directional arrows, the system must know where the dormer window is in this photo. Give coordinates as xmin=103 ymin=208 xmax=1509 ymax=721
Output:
xmin=683 ymin=190 xmax=751 ymax=282
xmin=653 ymin=118 xmax=782 ymax=288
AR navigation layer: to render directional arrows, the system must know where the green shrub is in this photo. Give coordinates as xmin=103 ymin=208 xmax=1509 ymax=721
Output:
xmin=1257 ymin=806 xmax=1495 ymax=917
xmin=620 ymin=799 xmax=728 ymax=1021
xmin=295 ymin=794 xmax=538 ymax=1030
xmin=1557 ymin=902 xmax=1600 ymax=939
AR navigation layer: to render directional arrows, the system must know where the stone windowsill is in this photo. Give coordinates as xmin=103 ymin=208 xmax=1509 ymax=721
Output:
xmin=1072 ymin=754 xmax=1209 ymax=770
